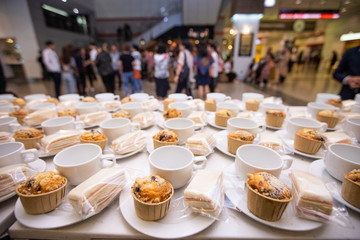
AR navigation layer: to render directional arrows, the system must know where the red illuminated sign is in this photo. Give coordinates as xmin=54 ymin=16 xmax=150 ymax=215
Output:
xmin=279 ymin=13 xmax=340 ymax=19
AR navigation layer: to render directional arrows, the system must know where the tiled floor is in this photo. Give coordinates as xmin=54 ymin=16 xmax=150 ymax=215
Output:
xmin=5 ymin=65 xmax=342 ymax=106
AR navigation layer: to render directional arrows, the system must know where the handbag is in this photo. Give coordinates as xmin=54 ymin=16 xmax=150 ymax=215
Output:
xmin=178 ymin=51 xmax=190 ymax=84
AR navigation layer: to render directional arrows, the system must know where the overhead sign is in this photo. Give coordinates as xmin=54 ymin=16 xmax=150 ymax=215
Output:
xmin=279 ymin=13 xmax=340 ymax=19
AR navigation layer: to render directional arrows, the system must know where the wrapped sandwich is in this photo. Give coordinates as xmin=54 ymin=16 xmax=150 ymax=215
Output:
xmin=41 ymin=130 xmax=81 ymax=155
xmin=111 ymin=130 xmax=148 ymax=155
xmin=23 ymin=108 xmax=57 ymax=127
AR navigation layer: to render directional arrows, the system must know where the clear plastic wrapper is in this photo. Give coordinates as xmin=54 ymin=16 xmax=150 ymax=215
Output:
xmin=0 ymin=131 xmax=13 ymax=143
xmin=67 ymin=167 xmax=129 ymax=218
xmin=258 ymin=132 xmax=293 ymax=155
xmin=186 ymin=132 xmax=215 ymax=156
xmin=0 ymin=112 xmax=9 ymax=118
xmin=141 ymin=98 xmax=159 ymax=111
xmin=78 ymin=111 xmax=110 ymax=126
xmin=132 ymin=111 xmax=156 ymax=129
xmin=111 ymin=130 xmax=149 ymax=155
xmin=57 ymin=100 xmax=79 ymax=111
xmin=99 ymin=101 xmax=121 ymax=112
xmin=289 ymin=169 xmax=352 ymax=227
xmin=184 ymin=99 xmax=204 ymax=111
xmin=187 ymin=111 xmax=208 ymax=125
xmin=23 ymin=108 xmax=57 ymax=127
xmin=0 ymin=164 xmax=38 ymax=198
xmin=41 ymin=129 xmax=81 ymax=155
xmin=322 ymin=131 xmax=353 ymax=147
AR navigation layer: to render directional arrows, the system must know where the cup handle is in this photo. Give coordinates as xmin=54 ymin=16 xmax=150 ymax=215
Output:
xmin=114 ymin=95 xmax=120 ymax=101
xmin=74 ymin=121 xmax=84 ymax=130
xmin=280 ymin=156 xmax=293 ymax=171
xmin=320 ymin=122 xmax=328 ymax=132
xmin=100 ymin=154 xmax=116 ymax=168
xmin=21 ymin=149 xmax=38 ymax=163
xmin=187 ymin=96 xmax=193 ymax=101
xmin=194 ymin=123 xmax=204 ymax=132
xmin=10 ymin=123 xmax=21 ymax=132
xmin=131 ymin=122 xmax=141 ymax=131
xmin=225 ymin=96 xmax=232 ymax=101
xmin=193 ymin=156 xmax=207 ymax=170
xmin=258 ymin=124 xmax=266 ymax=133
xmin=79 ymin=96 xmax=84 ymax=101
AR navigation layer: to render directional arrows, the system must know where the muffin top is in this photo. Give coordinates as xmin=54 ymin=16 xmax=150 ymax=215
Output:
xmin=318 ymin=110 xmax=337 ymax=117
xmin=205 ymin=98 xmax=216 ymax=104
xmin=13 ymin=128 xmax=43 ymax=139
xmin=296 ymin=128 xmax=325 ymax=141
xmin=17 ymin=171 xmax=66 ymax=195
xmin=45 ymin=97 xmax=59 ymax=105
xmin=326 ymin=98 xmax=342 ymax=105
xmin=344 ymin=169 xmax=360 ymax=184
xmin=121 ymin=96 xmax=133 ymax=104
xmin=247 ymin=172 xmax=292 ymax=200
xmin=163 ymin=108 xmax=182 ymax=119
xmin=57 ymin=109 xmax=77 ymax=118
xmin=246 ymin=98 xmax=260 ymax=104
xmin=132 ymin=174 xmax=173 ymax=203
xmin=112 ymin=109 xmax=131 ymax=119
xmin=228 ymin=130 xmax=255 ymax=141
xmin=80 ymin=130 xmax=107 ymax=141
xmin=153 ymin=129 xmax=178 ymax=142
xmin=11 ymin=98 xmax=26 ymax=106
xmin=9 ymin=109 xmax=28 ymax=117
xmin=216 ymin=109 xmax=232 ymax=117
xmin=266 ymin=109 xmax=286 ymax=117
xmin=82 ymin=96 xmax=96 ymax=102
xmin=164 ymin=98 xmax=175 ymax=104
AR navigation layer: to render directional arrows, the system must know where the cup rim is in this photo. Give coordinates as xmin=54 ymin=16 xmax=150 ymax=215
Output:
xmin=228 ymin=117 xmax=258 ymax=127
xmin=347 ymin=117 xmax=360 ymax=125
xmin=149 ymin=146 xmax=194 ymax=171
xmin=53 ymin=143 xmax=102 ymax=167
xmin=307 ymin=102 xmax=336 ymax=109
xmin=0 ymin=142 xmax=24 ymax=159
xmin=328 ymin=143 xmax=360 ymax=165
xmin=41 ymin=116 xmax=74 ymax=127
xmin=236 ymin=145 xmax=283 ymax=170
xmin=287 ymin=117 xmax=322 ymax=127
xmin=100 ymin=118 xmax=130 ymax=128
xmin=164 ymin=118 xmax=194 ymax=129
xmin=0 ymin=116 xmax=17 ymax=124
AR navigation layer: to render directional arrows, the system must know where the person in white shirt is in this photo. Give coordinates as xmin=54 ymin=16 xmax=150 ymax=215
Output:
xmin=132 ymin=45 xmax=142 ymax=92
xmin=174 ymin=40 xmax=194 ymax=96
xmin=88 ymin=42 xmax=98 ymax=91
xmin=42 ymin=41 xmax=61 ymax=98
xmin=208 ymin=43 xmax=219 ymax=92
xmin=110 ymin=44 xmax=121 ymax=91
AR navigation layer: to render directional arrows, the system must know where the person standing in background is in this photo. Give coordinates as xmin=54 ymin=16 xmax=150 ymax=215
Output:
xmin=132 ymin=45 xmax=143 ymax=92
xmin=195 ymin=43 xmax=213 ymax=100
xmin=110 ymin=44 xmax=122 ymax=91
xmin=42 ymin=41 xmax=61 ymax=98
xmin=37 ymin=50 xmax=49 ymax=81
xmin=60 ymin=46 xmax=77 ymax=94
xmin=119 ymin=43 xmax=136 ymax=95
xmin=154 ymin=43 xmax=170 ymax=100
xmin=145 ymin=50 xmax=154 ymax=82
xmin=0 ymin=59 xmax=6 ymax=93
xmin=277 ymin=47 xmax=291 ymax=85
xmin=174 ymin=40 xmax=194 ymax=96
xmin=96 ymin=44 xmax=115 ymax=93
xmin=74 ymin=48 xmax=86 ymax=95
xmin=208 ymin=43 xmax=219 ymax=92
xmin=329 ymin=50 xmax=338 ymax=74
xmin=88 ymin=42 xmax=98 ymax=91
xmin=333 ymin=45 xmax=360 ymax=100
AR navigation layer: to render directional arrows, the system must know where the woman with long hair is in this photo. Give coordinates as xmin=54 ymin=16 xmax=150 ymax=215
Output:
xmin=60 ymin=45 xmax=77 ymax=94
xmin=195 ymin=43 xmax=213 ymax=99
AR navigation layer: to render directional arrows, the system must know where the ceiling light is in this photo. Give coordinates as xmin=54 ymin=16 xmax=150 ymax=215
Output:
xmin=42 ymin=4 xmax=69 ymax=17
xmin=6 ymin=38 xmax=13 ymax=44
xmin=230 ymin=29 xmax=236 ymax=35
xmin=62 ymin=0 xmax=67 ymax=2
xmin=73 ymin=8 xmax=79 ymax=14
xmin=320 ymin=0 xmax=326 ymax=4
xmin=344 ymin=0 xmax=351 ymax=4
xmin=242 ymin=26 xmax=251 ymax=35
xmin=195 ymin=40 xmax=200 ymax=45
xmin=228 ymin=45 xmax=233 ymax=50
xmin=296 ymin=0 xmax=302 ymax=5
xmin=340 ymin=32 xmax=360 ymax=41
xmin=264 ymin=0 xmax=276 ymax=7
xmin=341 ymin=7 xmax=347 ymax=12
xmin=140 ymin=39 xmax=145 ymax=46
xmin=167 ymin=40 xmax=172 ymax=45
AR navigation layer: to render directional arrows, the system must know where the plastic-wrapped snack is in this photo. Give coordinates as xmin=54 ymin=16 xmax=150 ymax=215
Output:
xmin=187 ymin=111 xmax=208 ymax=125
xmin=111 ymin=130 xmax=148 ymax=155
xmin=185 ymin=99 xmax=203 ymax=111
xmin=0 ymin=132 xmax=13 ymax=143
xmin=41 ymin=130 xmax=81 ymax=155
xmin=184 ymin=170 xmax=223 ymax=218
xmin=99 ymin=101 xmax=121 ymax=111
xmin=259 ymin=132 xmax=282 ymax=151
xmin=0 ymin=164 xmax=37 ymax=198
xmin=132 ymin=111 xmax=156 ymax=129
xmin=323 ymin=132 xmax=352 ymax=146
xmin=57 ymin=101 xmax=78 ymax=111
xmin=23 ymin=108 xmax=57 ymax=127
xmin=290 ymin=170 xmax=333 ymax=220
xmin=186 ymin=132 xmax=215 ymax=156
xmin=78 ymin=111 xmax=109 ymax=126
xmin=68 ymin=168 xmax=128 ymax=218
xmin=141 ymin=98 xmax=159 ymax=111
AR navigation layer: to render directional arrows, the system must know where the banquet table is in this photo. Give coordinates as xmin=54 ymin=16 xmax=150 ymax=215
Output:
xmin=3 ymin=106 xmax=360 ymax=239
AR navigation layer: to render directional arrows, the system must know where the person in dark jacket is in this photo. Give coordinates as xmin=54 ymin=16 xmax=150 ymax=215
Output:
xmin=333 ymin=45 xmax=360 ymax=100
xmin=95 ymin=44 xmax=115 ymax=93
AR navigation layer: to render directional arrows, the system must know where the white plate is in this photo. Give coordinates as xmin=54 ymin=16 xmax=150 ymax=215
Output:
xmin=276 ymin=130 xmax=324 ymax=159
xmin=208 ymin=114 xmax=227 ymax=130
xmin=309 ymin=160 xmax=360 ymax=213
xmin=266 ymin=125 xmax=282 ymax=130
xmin=119 ymin=186 xmax=215 ymax=239
xmin=224 ymin=163 xmax=323 ymax=231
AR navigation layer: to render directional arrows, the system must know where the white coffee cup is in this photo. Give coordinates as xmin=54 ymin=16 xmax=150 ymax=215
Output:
xmin=0 ymin=94 xmax=15 ymax=102
xmin=95 ymin=93 xmax=120 ymax=102
xmin=149 ymin=146 xmax=207 ymax=189
xmin=164 ymin=118 xmax=202 ymax=144
xmin=41 ymin=116 xmax=84 ymax=135
xmin=168 ymin=93 xmax=193 ymax=102
xmin=217 ymin=102 xmax=239 ymax=116
xmin=0 ymin=142 xmax=38 ymax=167
xmin=130 ymin=93 xmax=154 ymax=102
xmin=351 ymin=103 xmax=360 ymax=113
xmin=227 ymin=117 xmax=264 ymax=136
xmin=206 ymin=93 xmax=231 ymax=103
xmin=315 ymin=93 xmax=340 ymax=104
xmin=24 ymin=94 xmax=49 ymax=102
xmin=0 ymin=103 xmax=19 ymax=113
xmin=120 ymin=102 xmax=146 ymax=118
xmin=285 ymin=117 xmax=327 ymax=138
xmin=259 ymin=103 xmax=287 ymax=115
xmin=100 ymin=118 xmax=140 ymax=142
xmin=29 ymin=103 xmax=56 ymax=113
xmin=53 ymin=144 xmax=116 ymax=185
xmin=168 ymin=102 xmax=192 ymax=117
xmin=242 ymin=92 xmax=264 ymax=102
xmin=59 ymin=94 xmax=83 ymax=102
xmin=307 ymin=102 xmax=338 ymax=118
xmin=235 ymin=144 xmax=293 ymax=179
xmin=0 ymin=117 xmax=21 ymax=132
xmin=75 ymin=102 xmax=100 ymax=115
xmin=324 ymin=143 xmax=360 ymax=181
xmin=344 ymin=117 xmax=360 ymax=143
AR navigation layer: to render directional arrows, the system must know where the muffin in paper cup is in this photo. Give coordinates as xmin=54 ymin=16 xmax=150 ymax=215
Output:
xmin=227 ymin=135 xmax=252 ymax=155
xmin=215 ymin=114 xmax=230 ymax=127
xmin=341 ymin=171 xmax=360 ymax=209
xmin=294 ymin=133 xmax=323 ymax=154
xmin=80 ymin=138 xmax=107 ymax=151
xmin=131 ymin=184 xmax=174 ymax=221
xmin=205 ymin=101 xmax=217 ymax=112
xmin=14 ymin=135 xmax=43 ymax=150
xmin=153 ymin=139 xmax=178 ymax=150
xmin=16 ymin=178 xmax=67 ymax=215
xmin=245 ymin=101 xmax=260 ymax=111
xmin=266 ymin=114 xmax=285 ymax=128
xmin=246 ymin=180 xmax=292 ymax=221
xmin=316 ymin=114 xmax=339 ymax=128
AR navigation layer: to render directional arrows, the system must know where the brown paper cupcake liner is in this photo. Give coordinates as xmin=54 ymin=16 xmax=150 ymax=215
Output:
xmin=16 ymin=178 xmax=67 ymax=215
xmin=228 ymin=136 xmax=253 ymax=154
xmin=80 ymin=139 xmax=107 ymax=151
xmin=246 ymin=102 xmax=259 ymax=111
xmin=153 ymin=139 xmax=178 ymax=149
xmin=132 ymin=185 xmax=174 ymax=221
xmin=215 ymin=114 xmax=230 ymax=127
xmin=246 ymin=181 xmax=292 ymax=221
xmin=341 ymin=177 xmax=360 ymax=209
xmin=205 ymin=102 xmax=217 ymax=112
xmin=294 ymin=134 xmax=323 ymax=155
xmin=266 ymin=114 xmax=285 ymax=128
xmin=316 ymin=115 xmax=339 ymax=128
xmin=14 ymin=136 xmax=43 ymax=150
